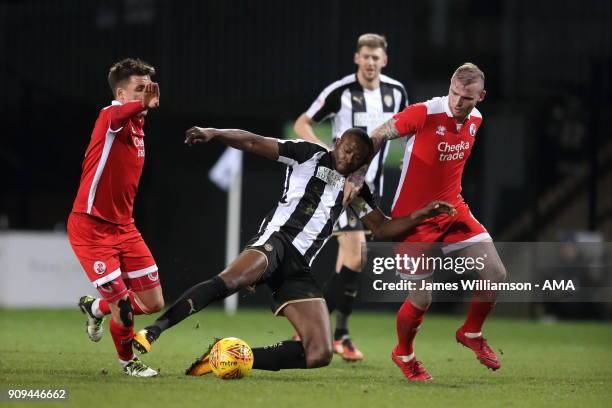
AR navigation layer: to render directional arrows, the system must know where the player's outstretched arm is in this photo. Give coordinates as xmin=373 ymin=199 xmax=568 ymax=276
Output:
xmin=363 ymin=201 xmax=456 ymax=240
xmin=185 ymin=127 xmax=280 ymax=161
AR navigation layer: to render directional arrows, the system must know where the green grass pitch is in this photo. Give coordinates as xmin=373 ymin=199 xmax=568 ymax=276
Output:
xmin=1 ymin=308 xmax=611 ymax=407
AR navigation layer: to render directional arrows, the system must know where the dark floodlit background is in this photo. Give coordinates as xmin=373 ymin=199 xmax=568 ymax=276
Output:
xmin=1 ymin=0 xmax=611 ymax=316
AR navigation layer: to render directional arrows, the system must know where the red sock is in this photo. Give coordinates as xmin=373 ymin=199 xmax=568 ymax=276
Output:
xmin=127 ymin=292 xmax=147 ymax=315
xmin=395 ymin=300 xmax=426 ymax=356
xmin=109 ymin=319 xmax=134 ymax=362
xmin=97 ymin=292 xmax=146 ymax=316
xmin=461 ymin=300 xmax=495 ymax=334
xmin=96 ymin=299 xmax=111 ymax=315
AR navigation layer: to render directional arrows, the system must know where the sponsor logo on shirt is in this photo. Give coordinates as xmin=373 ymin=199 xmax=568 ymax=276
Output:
xmin=316 ymin=167 xmax=345 ymax=190
xmin=437 ymin=141 xmax=471 ymax=162
xmin=353 ymin=112 xmax=394 ymax=129
xmin=133 ymin=136 xmax=145 ymax=157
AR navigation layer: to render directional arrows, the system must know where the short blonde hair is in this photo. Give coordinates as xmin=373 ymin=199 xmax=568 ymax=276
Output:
xmin=356 ymin=33 xmax=387 ymax=53
xmin=452 ymin=62 xmax=485 ymax=88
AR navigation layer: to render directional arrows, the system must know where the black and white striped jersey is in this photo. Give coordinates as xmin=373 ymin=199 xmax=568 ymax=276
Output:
xmin=251 ymin=139 xmax=377 ymax=266
xmin=305 ymin=73 xmax=408 ymax=198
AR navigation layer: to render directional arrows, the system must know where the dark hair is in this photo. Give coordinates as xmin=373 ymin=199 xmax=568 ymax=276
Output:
xmin=107 ymin=58 xmax=156 ymax=97
xmin=343 ymin=127 xmax=374 ymax=159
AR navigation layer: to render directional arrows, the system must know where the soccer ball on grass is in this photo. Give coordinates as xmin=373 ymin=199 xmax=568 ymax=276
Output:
xmin=209 ymin=337 xmax=254 ymax=379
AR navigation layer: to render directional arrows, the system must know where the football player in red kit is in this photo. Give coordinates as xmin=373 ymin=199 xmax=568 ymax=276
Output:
xmin=68 ymin=58 xmax=164 ymax=377
xmin=349 ymin=63 xmax=507 ymax=381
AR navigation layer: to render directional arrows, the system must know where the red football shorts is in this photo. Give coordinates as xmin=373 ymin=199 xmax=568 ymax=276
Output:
xmin=67 ymin=212 xmax=161 ymax=303
xmin=396 ymin=201 xmax=491 ymax=280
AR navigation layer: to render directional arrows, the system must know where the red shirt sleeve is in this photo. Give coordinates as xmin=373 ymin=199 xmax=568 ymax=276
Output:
xmin=392 ymin=103 xmax=427 ymax=136
xmin=109 ymin=101 xmax=146 ymax=131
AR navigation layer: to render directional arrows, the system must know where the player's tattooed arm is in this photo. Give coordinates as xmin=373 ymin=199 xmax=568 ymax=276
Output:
xmin=185 ymin=127 xmax=280 ymax=161
xmin=370 ymin=118 xmax=401 ymax=153
xmin=342 ymin=118 xmax=400 ymax=205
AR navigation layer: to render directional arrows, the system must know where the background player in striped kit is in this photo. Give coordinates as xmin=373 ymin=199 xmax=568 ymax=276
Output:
xmin=293 ymin=33 xmax=408 ymax=360
xmin=132 ymin=126 xmax=455 ymax=374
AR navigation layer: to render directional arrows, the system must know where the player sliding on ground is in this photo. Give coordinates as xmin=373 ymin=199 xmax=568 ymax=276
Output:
xmin=132 ymin=127 xmax=456 ymax=374
xmin=293 ymin=33 xmax=408 ymax=361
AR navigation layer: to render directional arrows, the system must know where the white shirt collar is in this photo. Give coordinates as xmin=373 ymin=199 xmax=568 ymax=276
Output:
xmin=112 ymin=100 xmax=122 ymax=106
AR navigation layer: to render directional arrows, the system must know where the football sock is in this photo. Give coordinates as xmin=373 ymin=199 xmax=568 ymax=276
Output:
xmin=334 ymin=313 xmax=349 ymax=340
xmin=109 ymin=318 xmax=134 ymax=362
xmin=395 ymin=300 xmax=426 ymax=356
xmin=92 ymin=291 xmax=147 ymax=317
xmin=461 ymin=299 xmax=495 ymax=335
xmin=146 ymin=276 xmax=229 ymax=338
xmin=323 ymin=272 xmax=340 ymax=313
xmin=127 ymin=292 xmax=147 ymax=315
xmin=91 ymin=298 xmax=110 ymax=318
xmin=252 ymin=341 xmax=307 ymax=371
xmin=333 ymin=266 xmax=360 ymax=339
xmin=337 ymin=266 xmax=360 ymax=315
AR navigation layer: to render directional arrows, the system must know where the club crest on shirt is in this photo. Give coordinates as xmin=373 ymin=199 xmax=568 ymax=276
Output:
xmin=316 ymin=167 xmax=345 ymax=190
xmin=469 ymin=123 xmax=477 ymax=137
xmin=384 ymin=94 xmax=393 ymax=108
xmin=436 ymin=125 xmax=446 ymax=136
xmin=93 ymin=261 xmax=107 ymax=275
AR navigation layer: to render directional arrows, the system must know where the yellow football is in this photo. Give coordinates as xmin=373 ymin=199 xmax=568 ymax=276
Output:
xmin=209 ymin=337 xmax=254 ymax=379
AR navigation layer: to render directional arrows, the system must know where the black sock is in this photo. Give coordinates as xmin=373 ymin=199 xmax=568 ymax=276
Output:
xmin=252 ymin=341 xmax=307 ymax=371
xmin=333 ymin=266 xmax=360 ymax=339
xmin=323 ymin=272 xmax=340 ymax=313
xmin=334 ymin=318 xmax=349 ymax=341
xmin=147 ymin=276 xmax=229 ymax=338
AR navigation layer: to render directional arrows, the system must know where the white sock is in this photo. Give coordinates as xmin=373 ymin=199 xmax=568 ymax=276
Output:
xmin=91 ymin=298 xmax=104 ymax=318
xmin=464 ymin=331 xmax=482 ymax=339
xmin=398 ymin=353 xmax=415 ymax=363
xmin=118 ymin=356 xmax=136 ymax=367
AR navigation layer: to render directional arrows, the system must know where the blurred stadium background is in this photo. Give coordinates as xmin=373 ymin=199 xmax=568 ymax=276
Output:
xmin=1 ymin=0 xmax=611 ymax=316
xmin=1 ymin=2 xmax=612 ymax=406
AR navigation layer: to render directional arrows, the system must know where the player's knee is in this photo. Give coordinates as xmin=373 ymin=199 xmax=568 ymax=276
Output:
xmin=481 ymin=262 xmax=507 ymax=283
xmin=305 ymin=341 xmax=333 ymax=368
xmin=409 ymin=289 xmax=432 ymax=310
xmin=493 ymin=263 xmax=507 ymax=283
xmin=144 ymin=298 xmax=164 ymax=313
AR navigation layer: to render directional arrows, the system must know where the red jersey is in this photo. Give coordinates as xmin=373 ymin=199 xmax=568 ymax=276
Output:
xmin=72 ymin=100 xmax=148 ymax=225
xmin=391 ymin=96 xmax=483 ymax=217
